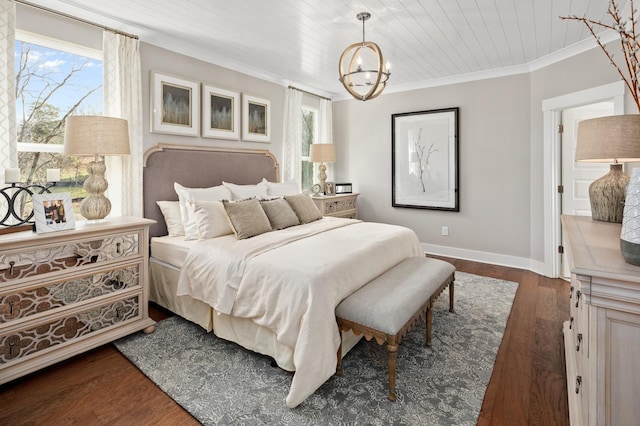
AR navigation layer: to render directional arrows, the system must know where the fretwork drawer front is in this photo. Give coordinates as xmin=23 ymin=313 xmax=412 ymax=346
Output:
xmin=0 ymin=217 xmax=155 ymax=386
xmin=0 ymin=264 xmax=141 ymax=323
xmin=0 ymin=231 xmax=141 ymax=283
xmin=0 ymin=294 xmax=141 ymax=364
xmin=325 ymin=199 xmax=356 ymax=215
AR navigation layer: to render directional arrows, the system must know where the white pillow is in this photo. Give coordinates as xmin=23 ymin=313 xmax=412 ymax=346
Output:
xmin=174 ymin=182 xmax=232 ymax=240
xmin=156 ymin=200 xmax=184 ymax=236
xmin=222 ymin=181 xmax=268 ymax=200
xmin=190 ymin=200 xmax=233 ymax=239
xmin=260 ymin=178 xmax=300 ymax=197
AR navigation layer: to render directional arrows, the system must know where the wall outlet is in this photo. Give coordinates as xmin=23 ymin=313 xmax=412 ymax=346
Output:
xmin=442 ymin=226 xmax=449 ymax=236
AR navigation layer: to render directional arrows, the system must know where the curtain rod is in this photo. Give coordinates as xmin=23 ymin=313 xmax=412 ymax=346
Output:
xmin=288 ymin=86 xmax=332 ymax=102
xmin=13 ymin=0 xmax=139 ymax=40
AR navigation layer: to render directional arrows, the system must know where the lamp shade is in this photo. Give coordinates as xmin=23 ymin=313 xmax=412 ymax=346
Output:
xmin=64 ymin=115 xmax=130 ymax=156
xmin=309 ymin=144 xmax=336 ymax=163
xmin=576 ymin=115 xmax=640 ymax=162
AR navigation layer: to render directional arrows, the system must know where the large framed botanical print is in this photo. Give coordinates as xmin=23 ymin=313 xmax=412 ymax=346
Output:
xmin=392 ymin=107 xmax=459 ymax=211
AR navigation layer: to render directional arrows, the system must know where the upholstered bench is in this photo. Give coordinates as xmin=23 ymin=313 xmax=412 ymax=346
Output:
xmin=335 ymin=256 xmax=455 ymax=401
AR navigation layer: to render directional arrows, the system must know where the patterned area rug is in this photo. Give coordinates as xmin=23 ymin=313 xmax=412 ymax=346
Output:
xmin=115 ymin=272 xmax=517 ymax=425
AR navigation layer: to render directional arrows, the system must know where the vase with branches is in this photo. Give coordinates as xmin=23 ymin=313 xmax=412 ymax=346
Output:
xmin=561 ymin=0 xmax=640 ymax=112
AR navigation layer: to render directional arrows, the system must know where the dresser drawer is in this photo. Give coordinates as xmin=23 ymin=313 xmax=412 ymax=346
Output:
xmin=0 ymin=264 xmax=141 ymax=323
xmin=0 ymin=294 xmax=141 ymax=364
xmin=0 ymin=231 xmax=141 ymax=283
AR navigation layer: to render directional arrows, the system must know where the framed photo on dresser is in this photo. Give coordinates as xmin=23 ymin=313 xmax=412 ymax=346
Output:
xmin=32 ymin=193 xmax=76 ymax=233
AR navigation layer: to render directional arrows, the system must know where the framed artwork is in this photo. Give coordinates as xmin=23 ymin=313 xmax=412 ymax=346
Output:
xmin=392 ymin=107 xmax=459 ymax=211
xmin=151 ymin=71 xmax=200 ymax=136
xmin=202 ymin=85 xmax=240 ymax=140
xmin=32 ymin=193 xmax=76 ymax=233
xmin=242 ymin=94 xmax=271 ymax=142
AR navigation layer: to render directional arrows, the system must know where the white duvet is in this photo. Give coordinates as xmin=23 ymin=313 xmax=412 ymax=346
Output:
xmin=176 ymin=217 xmax=422 ymax=408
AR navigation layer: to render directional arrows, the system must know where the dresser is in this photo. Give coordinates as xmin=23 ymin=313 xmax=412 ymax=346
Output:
xmin=312 ymin=193 xmax=359 ymax=219
xmin=562 ymin=215 xmax=640 ymax=426
xmin=0 ymin=216 xmax=156 ymax=385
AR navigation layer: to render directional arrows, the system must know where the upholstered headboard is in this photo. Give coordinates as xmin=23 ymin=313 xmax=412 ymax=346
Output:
xmin=143 ymin=144 xmax=279 ymax=238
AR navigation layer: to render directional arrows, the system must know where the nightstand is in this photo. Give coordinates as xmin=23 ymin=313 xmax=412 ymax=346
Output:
xmin=312 ymin=193 xmax=359 ymax=219
xmin=0 ymin=216 xmax=156 ymax=385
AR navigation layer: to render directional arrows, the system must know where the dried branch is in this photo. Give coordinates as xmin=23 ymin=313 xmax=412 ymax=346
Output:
xmin=561 ymin=0 xmax=640 ymax=112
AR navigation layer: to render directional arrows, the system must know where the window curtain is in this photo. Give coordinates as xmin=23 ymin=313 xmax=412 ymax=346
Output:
xmin=103 ymin=31 xmax=143 ymax=217
xmin=0 ymin=0 xmax=17 ymax=180
xmin=317 ymin=98 xmax=334 ymax=180
xmin=282 ymin=88 xmax=303 ymax=183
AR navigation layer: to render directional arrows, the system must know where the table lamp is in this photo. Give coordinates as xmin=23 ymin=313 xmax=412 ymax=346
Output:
xmin=576 ymin=115 xmax=640 ymax=223
xmin=64 ymin=116 xmax=130 ymax=221
xmin=309 ymin=144 xmax=336 ymax=194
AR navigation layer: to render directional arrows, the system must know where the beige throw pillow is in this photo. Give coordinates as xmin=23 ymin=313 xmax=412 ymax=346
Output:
xmin=222 ymin=198 xmax=272 ymax=239
xmin=156 ymin=200 xmax=184 ymax=236
xmin=260 ymin=198 xmax=300 ymax=230
xmin=284 ymin=193 xmax=323 ymax=224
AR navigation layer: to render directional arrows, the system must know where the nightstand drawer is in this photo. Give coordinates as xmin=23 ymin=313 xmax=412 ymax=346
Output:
xmin=0 ymin=231 xmax=141 ymax=283
xmin=312 ymin=193 xmax=359 ymax=219
xmin=0 ymin=294 xmax=141 ymax=364
xmin=0 ymin=264 xmax=141 ymax=323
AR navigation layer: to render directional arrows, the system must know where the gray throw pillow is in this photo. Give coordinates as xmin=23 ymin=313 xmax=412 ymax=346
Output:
xmin=260 ymin=198 xmax=300 ymax=230
xmin=284 ymin=193 xmax=323 ymax=224
xmin=222 ymin=198 xmax=272 ymax=239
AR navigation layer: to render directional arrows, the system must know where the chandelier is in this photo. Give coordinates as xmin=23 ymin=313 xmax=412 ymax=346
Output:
xmin=338 ymin=12 xmax=390 ymax=101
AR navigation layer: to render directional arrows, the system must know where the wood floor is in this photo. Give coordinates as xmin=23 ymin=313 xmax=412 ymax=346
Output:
xmin=0 ymin=258 xmax=570 ymax=425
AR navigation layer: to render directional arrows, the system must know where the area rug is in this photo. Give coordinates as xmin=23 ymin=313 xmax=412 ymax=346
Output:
xmin=115 ymin=272 xmax=517 ymax=425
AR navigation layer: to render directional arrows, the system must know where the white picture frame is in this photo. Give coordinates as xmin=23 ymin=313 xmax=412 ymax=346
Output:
xmin=33 ymin=193 xmax=76 ymax=233
xmin=242 ymin=94 xmax=271 ymax=142
xmin=151 ymin=71 xmax=200 ymax=136
xmin=202 ymin=85 xmax=240 ymax=140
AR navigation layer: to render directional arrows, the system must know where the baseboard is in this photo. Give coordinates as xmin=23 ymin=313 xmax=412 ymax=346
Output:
xmin=421 ymin=243 xmax=547 ymax=277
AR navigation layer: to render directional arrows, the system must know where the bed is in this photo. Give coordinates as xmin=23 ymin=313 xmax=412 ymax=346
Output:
xmin=143 ymin=144 xmax=423 ymax=408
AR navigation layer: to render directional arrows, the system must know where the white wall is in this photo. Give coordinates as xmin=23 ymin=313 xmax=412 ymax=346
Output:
xmin=333 ymin=74 xmax=533 ymax=267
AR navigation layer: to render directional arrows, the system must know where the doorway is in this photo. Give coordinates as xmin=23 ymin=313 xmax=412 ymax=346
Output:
xmin=542 ymin=81 xmax=625 ymax=278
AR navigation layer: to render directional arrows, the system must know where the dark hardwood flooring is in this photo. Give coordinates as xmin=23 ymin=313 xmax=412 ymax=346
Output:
xmin=0 ymin=258 xmax=570 ymax=425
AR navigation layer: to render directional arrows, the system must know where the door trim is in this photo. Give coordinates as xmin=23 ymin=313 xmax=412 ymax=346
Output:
xmin=542 ymin=81 xmax=625 ymax=278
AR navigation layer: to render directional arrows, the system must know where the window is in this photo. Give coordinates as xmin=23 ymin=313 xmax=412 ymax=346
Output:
xmin=301 ymin=106 xmax=317 ymax=190
xmin=15 ymin=31 xmax=103 ymax=217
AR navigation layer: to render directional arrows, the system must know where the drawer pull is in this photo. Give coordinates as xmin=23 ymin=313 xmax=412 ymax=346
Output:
xmin=9 ymin=301 xmax=14 ymax=315
xmin=575 ymin=290 xmax=581 ymax=308
xmin=569 ymin=316 xmax=574 ymax=330
xmin=9 ymin=260 xmax=15 ymax=275
xmin=576 ymin=333 xmax=583 ymax=351
xmin=569 ymin=285 xmax=574 ymax=299
xmin=116 ymin=242 xmax=121 ymax=254
xmin=576 ymin=376 xmax=582 ymax=394
xmin=9 ymin=341 xmax=14 ymax=355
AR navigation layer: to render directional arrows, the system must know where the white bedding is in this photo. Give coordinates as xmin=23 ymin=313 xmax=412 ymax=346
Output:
xmin=150 ymin=235 xmax=195 ymax=268
xmin=176 ymin=217 xmax=422 ymax=408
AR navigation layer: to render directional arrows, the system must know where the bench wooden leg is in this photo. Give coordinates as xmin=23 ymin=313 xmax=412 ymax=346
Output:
xmin=387 ymin=341 xmax=398 ymax=401
xmin=336 ymin=335 xmax=343 ymax=376
xmin=426 ymin=305 xmax=433 ymax=347
xmin=449 ymin=281 xmax=455 ymax=313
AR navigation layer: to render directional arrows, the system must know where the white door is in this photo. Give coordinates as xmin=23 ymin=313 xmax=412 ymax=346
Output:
xmin=560 ymin=102 xmax=613 ymax=277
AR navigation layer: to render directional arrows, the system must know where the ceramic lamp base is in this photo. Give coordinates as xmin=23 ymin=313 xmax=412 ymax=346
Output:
xmin=589 ymin=163 xmax=628 ymax=223
xmin=80 ymin=160 xmax=111 ymax=221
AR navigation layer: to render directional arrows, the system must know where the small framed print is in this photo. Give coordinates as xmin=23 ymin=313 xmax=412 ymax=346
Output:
xmin=202 ymin=85 xmax=240 ymax=140
xmin=151 ymin=71 xmax=200 ymax=136
xmin=242 ymin=94 xmax=271 ymax=142
xmin=325 ymin=182 xmax=335 ymax=195
xmin=33 ymin=193 xmax=76 ymax=233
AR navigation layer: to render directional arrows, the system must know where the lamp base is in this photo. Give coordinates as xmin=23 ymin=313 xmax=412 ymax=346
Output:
xmin=589 ymin=163 xmax=628 ymax=223
xmin=621 ymin=239 xmax=640 ymax=266
xmin=80 ymin=160 xmax=111 ymax=221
